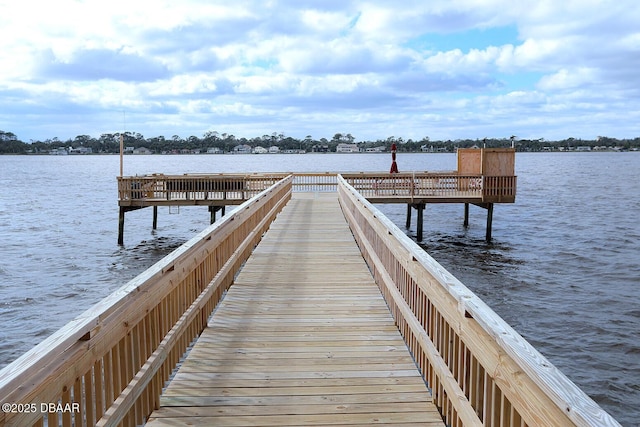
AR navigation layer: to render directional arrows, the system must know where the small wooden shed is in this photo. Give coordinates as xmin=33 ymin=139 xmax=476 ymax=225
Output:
xmin=457 ymin=147 xmax=517 ymax=204
xmin=457 ymin=147 xmax=516 ymax=176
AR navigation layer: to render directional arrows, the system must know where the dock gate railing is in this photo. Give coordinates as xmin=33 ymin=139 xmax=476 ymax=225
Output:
xmin=0 ymin=176 xmax=293 ymax=427
xmin=337 ymin=175 xmax=620 ymax=427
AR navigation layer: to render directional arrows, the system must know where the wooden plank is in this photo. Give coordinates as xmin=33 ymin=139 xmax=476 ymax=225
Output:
xmin=162 ymin=383 xmax=429 ymax=397
xmin=177 ymin=361 xmax=421 ymax=373
xmin=146 ymin=193 xmax=443 ymax=426
xmin=147 ymin=413 xmax=443 ymax=426
xmin=153 ymin=402 xmax=437 ymax=416
xmin=164 ymin=376 xmax=428 ymax=390
xmin=158 ymin=393 xmax=432 ymax=407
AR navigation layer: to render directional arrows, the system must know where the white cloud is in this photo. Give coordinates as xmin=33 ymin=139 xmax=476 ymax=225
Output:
xmin=538 ymin=68 xmax=598 ymax=91
xmin=1 ymin=0 xmax=640 ymax=141
xmin=300 ymin=9 xmax=353 ymax=34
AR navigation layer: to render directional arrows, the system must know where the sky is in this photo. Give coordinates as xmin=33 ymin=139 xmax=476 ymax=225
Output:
xmin=1 ymin=0 xmax=640 ymax=142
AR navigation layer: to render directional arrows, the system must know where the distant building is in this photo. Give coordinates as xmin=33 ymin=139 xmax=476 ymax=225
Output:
xmin=253 ymin=146 xmax=268 ymax=154
xmin=69 ymin=147 xmax=93 ymax=154
xmin=206 ymin=147 xmax=223 ymax=154
xmin=269 ymin=146 xmax=280 ymax=154
xmin=49 ymin=147 xmax=68 ymax=155
xmin=312 ymin=144 xmax=329 ymax=153
xmin=365 ymin=146 xmax=386 ymax=153
xmin=133 ymin=147 xmax=153 ymax=155
xmin=233 ymin=144 xmax=252 ymax=154
xmin=336 ymin=143 xmax=359 ymax=153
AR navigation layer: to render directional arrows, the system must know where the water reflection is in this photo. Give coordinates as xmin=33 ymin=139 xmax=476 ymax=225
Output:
xmin=109 ymin=235 xmax=186 ymax=277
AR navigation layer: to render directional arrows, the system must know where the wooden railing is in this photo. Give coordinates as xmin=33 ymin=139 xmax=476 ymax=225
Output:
xmin=483 ymin=175 xmax=518 ymax=202
xmin=342 ymin=172 xmax=516 ymax=202
xmin=337 ymin=175 xmax=620 ymax=427
xmin=117 ymin=173 xmax=284 ymax=203
xmin=117 ymin=173 xmax=340 ymax=204
xmin=117 ymin=172 xmax=516 ymax=204
xmin=0 ymin=176 xmax=293 ymax=427
xmin=291 ymin=172 xmax=338 ymax=192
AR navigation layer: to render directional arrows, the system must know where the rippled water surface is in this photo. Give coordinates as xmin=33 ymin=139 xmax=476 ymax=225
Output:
xmin=0 ymin=152 xmax=638 ymax=425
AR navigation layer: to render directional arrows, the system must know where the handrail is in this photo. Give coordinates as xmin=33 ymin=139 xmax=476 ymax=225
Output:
xmin=117 ymin=172 xmax=516 ymax=202
xmin=117 ymin=173 xmax=339 ymax=203
xmin=341 ymin=172 xmax=516 ymax=202
xmin=0 ymin=176 xmax=293 ymax=427
xmin=291 ymin=172 xmax=338 ymax=192
xmin=337 ymin=175 xmax=620 ymax=427
xmin=117 ymin=173 xmax=285 ymax=202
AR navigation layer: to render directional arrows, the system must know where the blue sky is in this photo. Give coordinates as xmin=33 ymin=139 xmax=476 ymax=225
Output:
xmin=1 ymin=0 xmax=640 ymax=142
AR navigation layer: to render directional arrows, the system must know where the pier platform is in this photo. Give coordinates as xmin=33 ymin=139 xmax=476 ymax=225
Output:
xmin=117 ymin=170 xmax=517 ymax=243
xmin=1 ymin=173 xmax=622 ymax=427
xmin=146 ymin=193 xmax=444 ymax=426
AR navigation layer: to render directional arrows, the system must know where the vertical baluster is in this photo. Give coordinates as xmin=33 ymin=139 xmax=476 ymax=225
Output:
xmin=61 ymin=385 xmax=72 ymax=427
xmin=121 ymin=334 xmax=135 ymax=427
xmin=73 ymin=376 xmax=83 ymax=427
xmin=48 ymin=403 xmax=59 ymax=427
xmin=84 ymin=366 xmax=95 ymax=427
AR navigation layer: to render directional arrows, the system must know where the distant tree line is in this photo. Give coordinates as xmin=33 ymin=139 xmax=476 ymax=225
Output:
xmin=1 ymin=129 xmax=639 ymax=154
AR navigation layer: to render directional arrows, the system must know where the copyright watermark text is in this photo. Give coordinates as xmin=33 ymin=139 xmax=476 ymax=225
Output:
xmin=2 ymin=402 xmax=80 ymax=414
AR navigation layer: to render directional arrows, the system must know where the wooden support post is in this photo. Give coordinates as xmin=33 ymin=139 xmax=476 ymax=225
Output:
xmin=486 ymin=203 xmax=494 ymax=242
xmin=406 ymin=204 xmax=412 ymax=229
xmin=464 ymin=203 xmax=469 ymax=228
xmin=153 ymin=206 xmax=158 ymax=230
xmin=209 ymin=206 xmax=216 ymax=224
xmin=222 ymin=206 xmax=226 ymax=216
xmin=416 ymin=204 xmax=425 ymax=242
xmin=209 ymin=206 xmax=226 ymax=224
xmin=118 ymin=207 xmax=126 ymax=245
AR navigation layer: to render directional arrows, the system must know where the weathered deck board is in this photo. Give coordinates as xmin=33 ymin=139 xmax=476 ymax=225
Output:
xmin=146 ymin=193 xmax=443 ymax=426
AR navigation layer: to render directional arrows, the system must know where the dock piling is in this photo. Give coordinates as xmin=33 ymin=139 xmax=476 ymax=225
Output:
xmin=416 ymin=203 xmax=425 ymax=242
xmin=464 ymin=203 xmax=469 ymax=228
xmin=209 ymin=205 xmax=226 ymax=224
xmin=118 ymin=207 xmax=126 ymax=245
xmin=486 ymin=202 xmax=494 ymax=241
xmin=152 ymin=206 xmax=158 ymax=229
xmin=406 ymin=203 xmax=426 ymax=242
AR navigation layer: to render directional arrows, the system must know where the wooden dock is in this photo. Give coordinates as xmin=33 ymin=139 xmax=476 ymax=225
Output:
xmin=117 ymin=171 xmax=517 ymax=244
xmin=146 ymin=193 xmax=444 ymax=426
xmin=116 ymin=149 xmax=518 ymax=244
xmin=1 ymin=173 xmax=622 ymax=427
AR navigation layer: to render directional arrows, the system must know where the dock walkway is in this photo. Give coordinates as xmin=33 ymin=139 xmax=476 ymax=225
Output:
xmin=146 ymin=193 xmax=443 ymax=426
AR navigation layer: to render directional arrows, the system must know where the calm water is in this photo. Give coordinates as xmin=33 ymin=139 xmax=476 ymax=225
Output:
xmin=0 ymin=152 xmax=638 ymax=425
